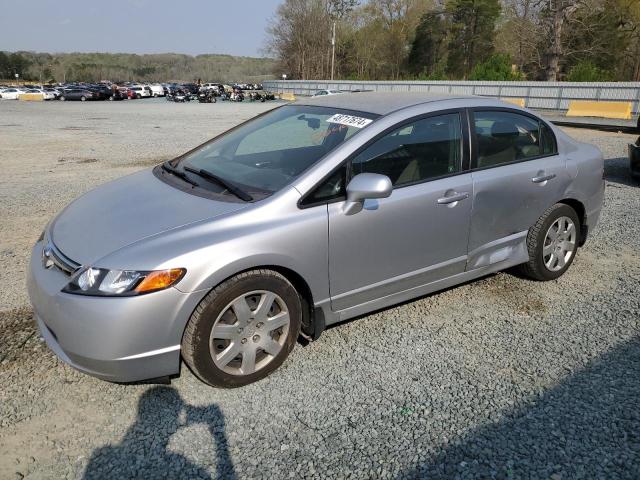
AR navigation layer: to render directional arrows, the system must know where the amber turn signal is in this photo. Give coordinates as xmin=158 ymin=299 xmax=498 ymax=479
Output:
xmin=134 ymin=268 xmax=185 ymax=293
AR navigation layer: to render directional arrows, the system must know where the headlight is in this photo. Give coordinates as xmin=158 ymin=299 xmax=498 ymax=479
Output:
xmin=62 ymin=267 xmax=185 ymax=296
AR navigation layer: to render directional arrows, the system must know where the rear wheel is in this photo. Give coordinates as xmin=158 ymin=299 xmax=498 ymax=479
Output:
xmin=59 ymin=96 xmax=66 ymax=101
xmin=182 ymin=270 xmax=301 ymax=388
xmin=80 ymin=96 xmax=86 ymax=102
xmin=519 ymin=203 xmax=580 ymax=281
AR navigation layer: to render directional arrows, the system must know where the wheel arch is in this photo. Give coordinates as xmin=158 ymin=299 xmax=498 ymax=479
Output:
xmin=558 ymin=198 xmax=587 ymax=245
xmin=188 ymin=263 xmax=323 ymax=342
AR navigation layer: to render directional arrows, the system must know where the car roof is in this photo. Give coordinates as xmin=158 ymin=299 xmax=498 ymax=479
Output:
xmin=297 ymin=92 xmax=482 ymax=116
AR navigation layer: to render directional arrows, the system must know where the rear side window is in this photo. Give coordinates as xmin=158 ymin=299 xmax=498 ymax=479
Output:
xmin=350 ymin=113 xmax=463 ymax=187
xmin=473 ymin=111 xmax=557 ymax=168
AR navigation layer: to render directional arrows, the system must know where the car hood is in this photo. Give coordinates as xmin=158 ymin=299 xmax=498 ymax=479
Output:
xmin=50 ymin=169 xmax=247 ymax=265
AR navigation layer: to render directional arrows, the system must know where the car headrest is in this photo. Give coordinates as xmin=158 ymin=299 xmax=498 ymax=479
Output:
xmin=491 ymin=121 xmax=520 ymax=139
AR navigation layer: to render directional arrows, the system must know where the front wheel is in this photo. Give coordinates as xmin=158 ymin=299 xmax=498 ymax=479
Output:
xmin=182 ymin=270 xmax=301 ymax=388
xmin=519 ymin=203 xmax=580 ymax=281
xmin=80 ymin=96 xmax=86 ymax=101
xmin=59 ymin=96 xmax=66 ymax=101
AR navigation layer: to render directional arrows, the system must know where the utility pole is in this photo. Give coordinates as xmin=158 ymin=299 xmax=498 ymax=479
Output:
xmin=330 ymin=20 xmax=336 ymax=81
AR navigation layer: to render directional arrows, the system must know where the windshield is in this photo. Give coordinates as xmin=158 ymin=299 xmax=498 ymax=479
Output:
xmin=175 ymin=105 xmax=377 ymax=197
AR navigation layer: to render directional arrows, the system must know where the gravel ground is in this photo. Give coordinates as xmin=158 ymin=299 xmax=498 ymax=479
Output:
xmin=0 ymin=99 xmax=638 ymax=480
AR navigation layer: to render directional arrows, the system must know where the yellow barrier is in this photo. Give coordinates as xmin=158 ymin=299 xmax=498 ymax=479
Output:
xmin=501 ymin=98 xmax=526 ymax=108
xmin=279 ymin=92 xmax=296 ymax=101
xmin=18 ymin=93 xmax=44 ymax=101
xmin=566 ymin=100 xmax=632 ymax=120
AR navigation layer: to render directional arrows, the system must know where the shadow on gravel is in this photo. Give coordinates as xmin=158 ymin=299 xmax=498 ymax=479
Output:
xmin=604 ymin=156 xmax=639 ymax=188
xmin=83 ymin=386 xmax=236 ymax=479
xmin=400 ymin=337 xmax=640 ymax=479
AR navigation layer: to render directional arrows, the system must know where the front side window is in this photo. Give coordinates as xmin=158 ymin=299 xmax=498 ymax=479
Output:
xmin=474 ymin=111 xmax=557 ymax=168
xmin=175 ymin=105 xmax=377 ymax=197
xmin=350 ymin=113 xmax=463 ymax=187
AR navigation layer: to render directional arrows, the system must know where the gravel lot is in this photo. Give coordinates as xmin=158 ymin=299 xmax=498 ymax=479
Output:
xmin=0 ymin=99 xmax=638 ymax=480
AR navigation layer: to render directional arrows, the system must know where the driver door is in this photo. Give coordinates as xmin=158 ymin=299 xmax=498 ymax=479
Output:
xmin=327 ymin=111 xmax=473 ymax=311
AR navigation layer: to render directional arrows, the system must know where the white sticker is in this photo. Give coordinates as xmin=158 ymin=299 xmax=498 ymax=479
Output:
xmin=326 ymin=114 xmax=373 ymax=129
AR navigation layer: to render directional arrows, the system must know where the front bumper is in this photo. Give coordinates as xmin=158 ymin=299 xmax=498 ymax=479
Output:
xmin=27 ymin=241 xmax=205 ymax=382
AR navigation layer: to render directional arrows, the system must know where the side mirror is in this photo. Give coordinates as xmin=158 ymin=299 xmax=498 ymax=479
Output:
xmin=343 ymin=173 xmax=392 ymax=215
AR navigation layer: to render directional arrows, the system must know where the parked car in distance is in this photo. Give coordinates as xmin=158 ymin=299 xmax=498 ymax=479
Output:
xmin=201 ymin=83 xmax=221 ymax=91
xmin=312 ymin=89 xmax=343 ymax=97
xmin=129 ymin=85 xmax=152 ymax=98
xmin=88 ymin=85 xmax=113 ymax=100
xmin=0 ymin=87 xmax=26 ymax=100
xmin=149 ymin=84 xmax=164 ymax=97
xmin=107 ymin=88 xmax=127 ymax=101
xmin=44 ymin=87 xmax=62 ymax=99
xmin=59 ymin=89 xmax=95 ymax=101
xmin=25 ymin=89 xmax=56 ymax=100
xmin=629 ymin=136 xmax=640 ymax=178
xmin=28 ymin=93 xmax=604 ymax=388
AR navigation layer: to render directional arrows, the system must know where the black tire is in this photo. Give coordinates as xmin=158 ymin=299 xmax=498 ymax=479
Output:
xmin=182 ymin=269 xmax=302 ymax=388
xmin=60 ymin=96 xmax=66 ymax=101
xmin=518 ymin=203 xmax=580 ymax=281
xmin=80 ymin=96 xmax=86 ymax=102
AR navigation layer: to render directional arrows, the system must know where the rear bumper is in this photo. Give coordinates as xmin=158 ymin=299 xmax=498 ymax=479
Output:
xmin=27 ymin=241 xmax=206 ymax=382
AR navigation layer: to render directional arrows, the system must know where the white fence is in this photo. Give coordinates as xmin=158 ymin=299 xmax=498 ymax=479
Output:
xmin=263 ymin=80 xmax=640 ymax=116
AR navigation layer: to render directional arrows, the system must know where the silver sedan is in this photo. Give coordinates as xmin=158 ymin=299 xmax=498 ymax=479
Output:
xmin=28 ymin=93 xmax=605 ymax=387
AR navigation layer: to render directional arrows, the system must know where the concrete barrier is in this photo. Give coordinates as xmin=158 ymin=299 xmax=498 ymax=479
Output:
xmin=565 ymin=100 xmax=633 ymax=120
xmin=18 ymin=93 xmax=44 ymax=101
xmin=501 ymin=98 xmax=526 ymax=108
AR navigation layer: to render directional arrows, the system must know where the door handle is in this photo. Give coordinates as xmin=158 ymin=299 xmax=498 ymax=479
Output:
xmin=437 ymin=191 xmax=469 ymax=205
xmin=531 ymin=173 xmax=556 ymax=183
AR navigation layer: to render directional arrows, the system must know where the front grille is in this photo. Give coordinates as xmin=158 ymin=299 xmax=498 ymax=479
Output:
xmin=43 ymin=239 xmax=81 ymax=276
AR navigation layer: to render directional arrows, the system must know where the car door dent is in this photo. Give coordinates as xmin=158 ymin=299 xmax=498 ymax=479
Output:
xmin=466 ymin=230 xmax=528 ymax=270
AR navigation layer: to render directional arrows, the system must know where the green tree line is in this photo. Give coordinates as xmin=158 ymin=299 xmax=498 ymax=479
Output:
xmin=0 ymin=51 xmax=278 ymax=84
xmin=266 ymin=0 xmax=640 ymax=81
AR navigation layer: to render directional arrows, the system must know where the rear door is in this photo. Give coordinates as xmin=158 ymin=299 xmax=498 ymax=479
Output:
xmin=467 ymin=109 xmax=569 ymax=270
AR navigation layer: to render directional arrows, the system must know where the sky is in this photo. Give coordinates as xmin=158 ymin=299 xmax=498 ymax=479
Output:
xmin=0 ymin=0 xmax=282 ymax=57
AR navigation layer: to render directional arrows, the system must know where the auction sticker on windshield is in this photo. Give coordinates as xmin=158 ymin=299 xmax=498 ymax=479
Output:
xmin=326 ymin=114 xmax=373 ymax=129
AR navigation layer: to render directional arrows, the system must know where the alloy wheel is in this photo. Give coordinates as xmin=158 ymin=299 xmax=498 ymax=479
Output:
xmin=209 ymin=290 xmax=290 ymax=376
xmin=543 ymin=216 xmax=577 ymax=272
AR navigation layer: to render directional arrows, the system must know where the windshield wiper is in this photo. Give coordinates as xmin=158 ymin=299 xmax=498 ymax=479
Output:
xmin=183 ymin=166 xmax=253 ymax=202
xmin=162 ymin=161 xmax=198 ymax=187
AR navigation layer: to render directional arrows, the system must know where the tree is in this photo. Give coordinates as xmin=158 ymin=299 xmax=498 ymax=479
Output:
xmin=408 ymin=11 xmax=448 ymax=76
xmin=469 ymin=53 xmax=524 ymax=80
xmin=266 ymin=0 xmax=334 ymax=79
xmin=366 ymin=0 xmax=431 ymax=79
xmin=446 ymin=0 xmax=501 ymax=79
xmin=536 ymin=0 xmax=583 ymax=81
xmin=565 ymin=60 xmax=612 ymax=81
xmin=495 ymin=0 xmax=541 ymax=76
